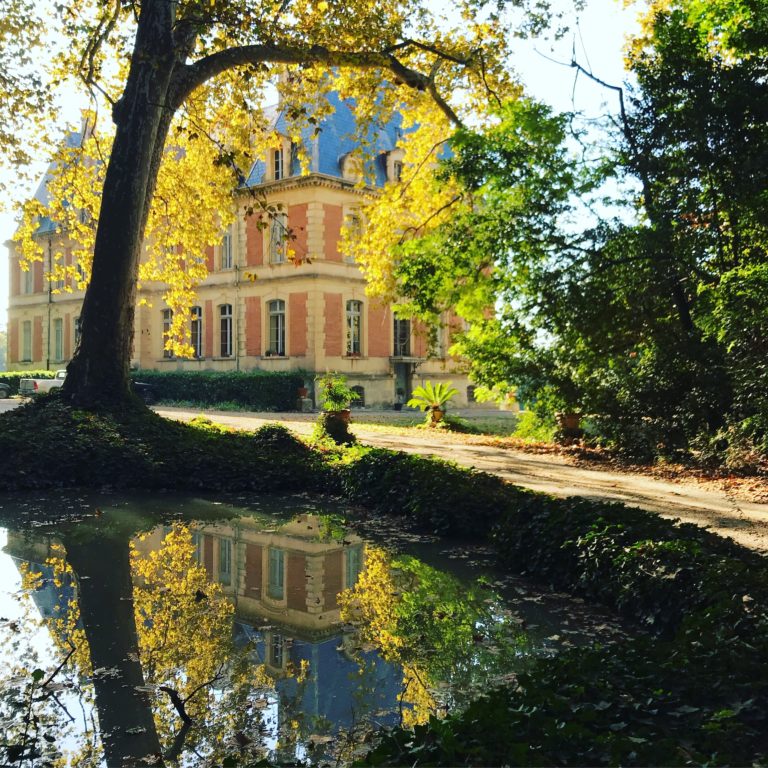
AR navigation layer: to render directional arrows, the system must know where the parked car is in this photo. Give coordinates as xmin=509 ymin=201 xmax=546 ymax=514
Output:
xmin=131 ymin=380 xmax=156 ymax=405
xmin=0 ymin=382 xmax=10 ymax=398
xmin=19 ymin=369 xmax=156 ymax=405
xmin=19 ymin=370 xmax=67 ymax=396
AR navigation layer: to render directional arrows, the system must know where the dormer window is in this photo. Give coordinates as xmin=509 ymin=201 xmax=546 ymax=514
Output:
xmin=340 ymin=153 xmax=363 ymax=182
xmin=385 ymin=148 xmax=405 ymax=183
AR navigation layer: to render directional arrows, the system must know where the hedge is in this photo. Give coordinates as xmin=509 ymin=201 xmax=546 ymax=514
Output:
xmin=133 ymin=370 xmax=307 ymax=411
xmin=0 ymin=370 xmax=56 ymax=396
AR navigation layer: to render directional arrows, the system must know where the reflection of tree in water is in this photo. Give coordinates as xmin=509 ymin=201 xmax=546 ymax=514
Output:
xmin=6 ymin=524 xmax=300 ymax=766
xmin=130 ymin=524 xmax=278 ymax=763
xmin=339 ymin=547 xmax=535 ymax=727
xmin=1 ymin=556 xmax=101 ymax=766
xmin=3 ymin=515 xmax=533 ymax=766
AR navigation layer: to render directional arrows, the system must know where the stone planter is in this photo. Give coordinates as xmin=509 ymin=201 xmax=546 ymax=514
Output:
xmin=431 ymin=407 xmax=445 ymax=424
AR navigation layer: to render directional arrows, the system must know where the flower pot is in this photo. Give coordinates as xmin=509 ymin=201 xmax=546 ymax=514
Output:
xmin=327 ymin=409 xmax=351 ymax=424
xmin=431 ymin=407 xmax=445 ymax=424
xmin=297 ymin=387 xmax=309 ymax=398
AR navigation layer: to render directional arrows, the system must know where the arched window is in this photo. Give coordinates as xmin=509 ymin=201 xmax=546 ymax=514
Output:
xmin=190 ymin=306 xmax=202 ymax=358
xmin=220 ymin=304 xmax=233 ymax=357
xmin=162 ymin=309 xmax=173 ymax=359
xmin=268 ymin=299 xmax=285 ymax=356
xmin=346 ymin=300 xmax=363 ymax=356
xmin=351 ymin=385 xmax=365 ymax=408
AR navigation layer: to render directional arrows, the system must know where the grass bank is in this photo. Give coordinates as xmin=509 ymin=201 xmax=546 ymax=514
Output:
xmin=2 ymin=398 xmax=767 ymax=765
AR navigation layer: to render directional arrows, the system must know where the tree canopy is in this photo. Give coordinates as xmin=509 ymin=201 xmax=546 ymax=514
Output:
xmin=5 ymin=0 xmax=550 ymax=407
xmin=380 ymin=0 xmax=768 ymax=463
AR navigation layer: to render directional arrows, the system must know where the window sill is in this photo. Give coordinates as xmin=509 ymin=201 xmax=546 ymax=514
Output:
xmin=344 ymin=354 xmax=367 ymax=360
xmin=261 ymin=355 xmax=289 ymax=360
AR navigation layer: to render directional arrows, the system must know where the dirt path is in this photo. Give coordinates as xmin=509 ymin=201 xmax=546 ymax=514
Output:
xmin=156 ymin=407 xmax=768 ymax=552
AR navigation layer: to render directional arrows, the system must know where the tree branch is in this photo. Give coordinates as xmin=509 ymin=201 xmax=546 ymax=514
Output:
xmin=159 ymin=685 xmax=193 ymax=724
xmin=170 ymin=44 xmax=462 ymax=126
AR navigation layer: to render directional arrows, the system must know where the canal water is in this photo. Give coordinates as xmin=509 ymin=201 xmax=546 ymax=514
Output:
xmin=0 ymin=492 xmax=628 ymax=766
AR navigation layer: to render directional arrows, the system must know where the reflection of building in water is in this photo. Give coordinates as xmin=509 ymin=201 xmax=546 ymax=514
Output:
xmin=5 ymin=513 xmax=404 ymax=753
xmin=4 ymin=533 xmax=75 ymax=622
xmin=137 ymin=513 xmax=403 ymax=737
xmin=136 ymin=513 xmax=365 ymax=637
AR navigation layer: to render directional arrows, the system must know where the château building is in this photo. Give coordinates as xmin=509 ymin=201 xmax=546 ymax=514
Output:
xmin=7 ymin=94 xmax=482 ymax=408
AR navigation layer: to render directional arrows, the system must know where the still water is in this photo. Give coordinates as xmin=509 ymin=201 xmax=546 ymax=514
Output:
xmin=0 ymin=493 xmax=627 ymax=767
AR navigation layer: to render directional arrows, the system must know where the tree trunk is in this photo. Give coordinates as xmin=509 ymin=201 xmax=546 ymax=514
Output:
xmin=64 ymin=535 xmax=164 ymax=766
xmin=62 ymin=0 xmax=177 ymax=409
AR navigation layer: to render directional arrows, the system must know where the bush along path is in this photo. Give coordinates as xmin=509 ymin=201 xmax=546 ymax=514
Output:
xmin=1 ymin=399 xmax=767 ymax=764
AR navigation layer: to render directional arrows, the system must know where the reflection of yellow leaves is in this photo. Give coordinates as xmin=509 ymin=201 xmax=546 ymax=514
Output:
xmin=339 ymin=548 xmax=443 ymax=726
xmin=401 ymin=664 xmax=438 ymax=728
xmin=339 ymin=547 xmax=403 ymax=660
xmin=130 ymin=523 xmax=239 ymax=742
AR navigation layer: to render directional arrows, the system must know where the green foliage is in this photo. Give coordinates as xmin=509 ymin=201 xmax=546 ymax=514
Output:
xmin=339 ymin=446 xmax=768 ymax=766
xmin=389 ymin=1 xmax=768 ymax=467
xmin=406 ymin=381 xmax=459 ymax=412
xmin=130 ymin=370 xmax=305 ymax=411
xmin=512 ymin=410 xmax=557 ymax=442
xmin=316 ymin=372 xmax=360 ymax=411
xmin=2 ymin=398 xmax=768 ymax=763
xmin=0 ymin=398 xmax=325 ymax=493
xmin=339 ymin=448 xmax=511 ymax=536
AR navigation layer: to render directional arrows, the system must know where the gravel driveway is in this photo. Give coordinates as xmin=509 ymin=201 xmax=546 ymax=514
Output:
xmin=156 ymin=406 xmax=768 ymax=552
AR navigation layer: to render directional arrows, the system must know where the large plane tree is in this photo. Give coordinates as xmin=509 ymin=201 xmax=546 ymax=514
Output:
xmin=7 ymin=0 xmax=550 ymax=409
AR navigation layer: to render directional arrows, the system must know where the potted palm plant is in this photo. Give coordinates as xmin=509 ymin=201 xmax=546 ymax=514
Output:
xmin=407 ymin=380 xmax=458 ymax=424
xmin=315 ymin=373 xmax=360 ymax=444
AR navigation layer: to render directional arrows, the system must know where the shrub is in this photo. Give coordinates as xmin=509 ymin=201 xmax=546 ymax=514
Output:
xmin=131 ymin=370 xmax=306 ymax=411
xmin=339 ymin=448 xmax=513 ymax=536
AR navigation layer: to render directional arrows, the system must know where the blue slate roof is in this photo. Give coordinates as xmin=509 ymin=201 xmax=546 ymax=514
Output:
xmin=244 ymin=91 xmax=403 ymax=188
xmin=33 ymin=129 xmax=86 ymax=236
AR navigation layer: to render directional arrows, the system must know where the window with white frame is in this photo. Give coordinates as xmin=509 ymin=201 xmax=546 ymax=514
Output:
xmin=269 ymin=212 xmax=288 ymax=263
xmin=220 ymin=231 xmax=233 ymax=270
xmin=267 ymin=299 xmax=285 ymax=356
xmin=190 ymin=306 xmax=202 ymax=358
xmin=346 ymin=300 xmax=362 ymax=356
xmin=162 ymin=309 xmax=173 ymax=358
xmin=22 ymin=265 xmax=33 ymax=294
xmin=191 ymin=532 xmax=203 ymax=564
xmin=53 ymin=318 xmax=63 ymax=361
xmin=273 ymin=148 xmax=283 ymax=180
xmin=219 ymin=304 xmax=233 ymax=357
xmin=268 ymin=548 xmax=285 ymax=600
xmin=21 ymin=320 xmax=32 ymax=361
xmin=219 ymin=538 xmax=232 ymax=586
xmin=431 ymin=325 xmax=447 ymax=358
xmin=268 ymin=633 xmax=285 ymax=667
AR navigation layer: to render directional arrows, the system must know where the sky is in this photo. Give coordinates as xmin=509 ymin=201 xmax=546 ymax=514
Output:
xmin=0 ymin=0 xmax=641 ymax=332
